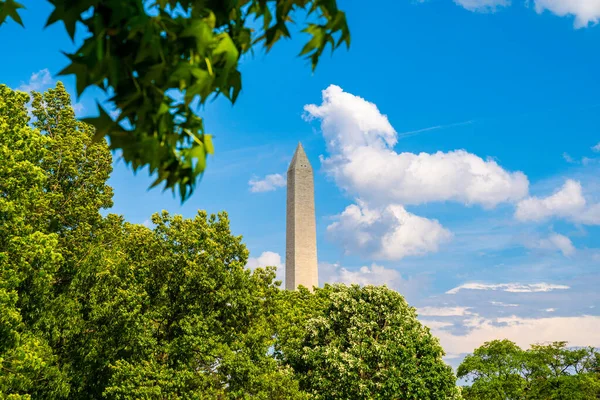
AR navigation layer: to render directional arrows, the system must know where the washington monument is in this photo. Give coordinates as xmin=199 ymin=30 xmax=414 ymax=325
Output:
xmin=286 ymin=143 xmax=318 ymax=291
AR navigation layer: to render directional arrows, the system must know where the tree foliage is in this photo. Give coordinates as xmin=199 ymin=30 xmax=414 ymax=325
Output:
xmin=0 ymin=82 xmax=306 ymax=399
xmin=276 ymin=284 xmax=461 ymax=399
xmin=0 ymin=0 xmax=350 ymax=200
xmin=0 ymin=82 xmax=461 ymax=399
xmin=1 ymin=83 xmax=463 ymax=399
xmin=458 ymin=339 xmax=600 ymax=400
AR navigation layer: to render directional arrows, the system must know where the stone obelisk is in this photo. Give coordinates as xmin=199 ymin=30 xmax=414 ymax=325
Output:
xmin=286 ymin=143 xmax=318 ymax=291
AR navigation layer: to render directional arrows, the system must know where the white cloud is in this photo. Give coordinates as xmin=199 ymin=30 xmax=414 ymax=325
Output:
xmin=418 ymin=306 xmax=473 ymax=316
xmin=562 ymin=152 xmax=576 ymax=163
xmin=524 ymin=233 xmax=576 ymax=256
xmin=421 ymin=320 xmax=455 ymax=330
xmin=449 ymin=0 xmax=600 ymax=28
xmin=490 ymin=301 xmax=519 ymax=307
xmin=248 ymin=173 xmax=286 ymax=193
xmin=72 ymin=102 xmax=85 ymax=115
xmin=544 ymin=308 xmax=556 ymax=312
xmin=327 ymin=201 xmax=452 ymax=260
xmin=246 ymin=251 xmax=285 ymax=283
xmin=305 ymin=85 xmax=529 ymax=209
xmin=320 ymin=262 xmax=404 ymax=287
xmin=454 ymin=0 xmax=510 ymax=12
xmin=534 ymin=0 xmax=600 ymax=28
xmin=431 ymin=315 xmax=600 ymax=357
xmin=515 ymin=179 xmax=600 ymax=225
xmin=17 ymin=69 xmax=54 ymax=93
xmin=447 ymin=282 xmax=570 ymax=294
xmin=582 ymin=157 xmax=598 ymax=166
xmin=593 ymin=142 xmax=600 ymax=153
xmin=319 ymin=262 xmax=431 ymax=300
xmin=16 ymin=68 xmax=85 ymax=115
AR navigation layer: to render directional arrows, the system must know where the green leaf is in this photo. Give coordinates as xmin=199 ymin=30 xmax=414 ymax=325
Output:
xmin=0 ymin=0 xmax=25 ymax=27
xmin=204 ymin=134 xmax=214 ymax=155
xmin=82 ymin=102 xmax=116 ymax=142
xmin=10 ymin=0 xmax=351 ymax=202
xmin=213 ymin=33 xmax=239 ymax=70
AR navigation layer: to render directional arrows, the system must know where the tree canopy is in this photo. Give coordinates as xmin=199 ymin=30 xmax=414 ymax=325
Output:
xmin=1 ymin=82 xmax=464 ymax=399
xmin=0 ymin=82 xmax=299 ymax=399
xmin=276 ymin=284 xmax=462 ymax=399
xmin=458 ymin=339 xmax=600 ymax=400
xmin=5 ymin=80 xmax=600 ymax=399
xmin=0 ymin=0 xmax=350 ymax=201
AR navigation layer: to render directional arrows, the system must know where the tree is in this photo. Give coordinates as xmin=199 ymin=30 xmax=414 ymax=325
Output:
xmin=72 ymin=211 xmax=306 ymax=399
xmin=0 ymin=0 xmax=350 ymax=200
xmin=458 ymin=339 xmax=600 ymax=400
xmin=457 ymin=340 xmax=526 ymax=400
xmin=1 ymin=81 xmax=112 ymax=398
xmin=0 ymin=82 xmax=305 ymax=398
xmin=276 ymin=284 xmax=461 ymax=399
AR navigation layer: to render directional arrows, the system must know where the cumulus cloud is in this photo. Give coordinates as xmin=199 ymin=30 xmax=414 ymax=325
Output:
xmin=248 ymin=173 xmax=286 ymax=193
xmin=319 ymin=262 xmax=431 ymax=300
xmin=534 ymin=0 xmax=600 ymax=28
xmin=524 ymin=233 xmax=576 ymax=256
xmin=431 ymin=315 xmax=600 ymax=357
xmin=593 ymin=142 xmax=600 ymax=153
xmin=17 ymin=69 xmax=54 ymax=93
xmin=430 ymin=0 xmax=600 ymax=29
xmin=515 ymin=179 xmax=600 ymax=225
xmin=327 ymin=201 xmax=452 ymax=260
xmin=246 ymin=251 xmax=285 ymax=283
xmin=304 ymin=85 xmax=529 ymax=209
xmin=446 ymin=282 xmax=570 ymax=294
xmin=454 ymin=0 xmax=510 ymax=12
xmin=320 ymin=262 xmax=403 ymax=287
xmin=421 ymin=320 xmax=454 ymax=330
xmin=16 ymin=68 xmax=85 ymax=115
xmin=418 ymin=306 xmax=473 ymax=316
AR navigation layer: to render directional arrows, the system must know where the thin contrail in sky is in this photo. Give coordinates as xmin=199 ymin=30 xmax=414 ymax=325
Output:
xmin=397 ymin=120 xmax=475 ymax=139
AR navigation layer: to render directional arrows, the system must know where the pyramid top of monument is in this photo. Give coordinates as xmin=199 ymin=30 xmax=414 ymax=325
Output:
xmin=288 ymin=142 xmax=312 ymax=171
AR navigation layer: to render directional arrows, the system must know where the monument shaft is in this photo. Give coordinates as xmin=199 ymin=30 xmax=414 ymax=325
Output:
xmin=286 ymin=143 xmax=318 ymax=291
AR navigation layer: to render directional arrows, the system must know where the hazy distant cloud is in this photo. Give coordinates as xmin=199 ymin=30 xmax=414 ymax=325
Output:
xmin=515 ymin=179 xmax=600 ymax=225
xmin=17 ymin=69 xmax=53 ymax=93
xmin=431 ymin=314 xmax=600 ymax=357
xmin=447 ymin=282 xmax=570 ymax=294
xmin=490 ymin=301 xmax=519 ymax=307
xmin=418 ymin=306 xmax=473 ymax=316
xmin=454 ymin=0 xmax=510 ymax=12
xmin=248 ymin=173 xmax=286 ymax=193
xmin=305 ymin=85 xmax=529 ymax=209
xmin=327 ymin=201 xmax=452 ymax=260
xmin=562 ymin=152 xmax=576 ymax=163
xmin=534 ymin=0 xmax=600 ymax=28
xmin=524 ymin=233 xmax=576 ymax=256
xmin=593 ymin=142 xmax=600 ymax=152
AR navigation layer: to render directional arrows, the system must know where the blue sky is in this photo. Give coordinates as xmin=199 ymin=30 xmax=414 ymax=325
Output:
xmin=2 ymin=0 xmax=600 ymax=364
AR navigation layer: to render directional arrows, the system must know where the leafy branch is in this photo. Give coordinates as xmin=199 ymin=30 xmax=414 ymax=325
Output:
xmin=1 ymin=0 xmax=350 ymax=201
